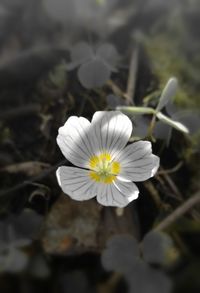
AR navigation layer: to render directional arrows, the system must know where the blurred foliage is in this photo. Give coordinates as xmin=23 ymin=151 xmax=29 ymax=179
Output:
xmin=67 ymin=42 xmax=119 ymax=88
xmin=0 ymin=0 xmax=199 ymax=292
xmin=0 ymin=209 xmax=43 ymax=273
xmin=102 ymin=232 xmax=175 ymax=293
xmin=143 ymin=13 xmax=200 ymax=108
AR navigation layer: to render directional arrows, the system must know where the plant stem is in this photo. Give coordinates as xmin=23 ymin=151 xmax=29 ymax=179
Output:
xmin=154 ymin=191 xmax=200 ymax=231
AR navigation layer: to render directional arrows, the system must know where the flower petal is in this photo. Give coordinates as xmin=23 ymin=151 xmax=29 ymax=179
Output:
xmin=56 ymin=166 xmax=97 ymax=201
xmin=116 ymin=141 xmax=160 ymax=182
xmin=96 ymin=179 xmax=139 ymax=207
xmin=57 ymin=116 xmax=96 ymax=168
xmin=91 ymin=111 xmax=132 ymax=157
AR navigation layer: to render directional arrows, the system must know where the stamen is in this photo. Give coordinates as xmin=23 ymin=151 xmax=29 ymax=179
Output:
xmin=89 ymin=171 xmax=101 ymax=182
xmin=89 ymin=155 xmax=99 ymax=169
xmin=89 ymin=152 xmax=120 ymax=184
xmin=112 ymin=162 xmax=121 ymax=174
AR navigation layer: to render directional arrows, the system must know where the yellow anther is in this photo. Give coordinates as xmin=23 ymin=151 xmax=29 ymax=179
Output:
xmin=89 ymin=155 xmax=100 ymax=169
xmin=103 ymin=175 xmax=115 ymax=184
xmin=111 ymin=161 xmax=120 ymax=174
xmin=89 ymin=171 xmax=101 ymax=182
xmin=89 ymin=152 xmax=120 ymax=184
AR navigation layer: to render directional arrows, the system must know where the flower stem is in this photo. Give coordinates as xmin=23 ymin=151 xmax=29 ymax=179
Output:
xmin=147 ymin=114 xmax=157 ymax=141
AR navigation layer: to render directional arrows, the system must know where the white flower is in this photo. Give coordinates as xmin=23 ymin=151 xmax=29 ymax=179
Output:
xmin=56 ymin=111 xmax=160 ymax=207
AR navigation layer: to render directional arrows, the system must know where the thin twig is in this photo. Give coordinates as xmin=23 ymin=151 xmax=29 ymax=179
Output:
xmin=147 ymin=114 xmax=157 ymax=139
xmin=124 ymin=45 xmax=139 ymax=105
xmin=0 ymin=161 xmax=50 ymax=176
xmin=160 ymin=166 xmax=183 ymax=200
xmin=0 ymin=104 xmax=41 ymax=120
xmin=107 ymin=80 xmax=125 ymax=98
xmin=83 ymin=93 xmax=99 ymax=111
xmin=0 ymin=159 xmax=68 ymax=198
xmin=156 ymin=175 xmax=182 ymax=202
xmin=157 ymin=162 xmax=183 ymax=175
xmin=144 ymin=181 xmax=168 ymax=210
xmin=154 ymin=191 xmax=200 ymax=231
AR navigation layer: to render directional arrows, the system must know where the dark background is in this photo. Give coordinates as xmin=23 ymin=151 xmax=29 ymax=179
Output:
xmin=0 ymin=0 xmax=200 ymax=292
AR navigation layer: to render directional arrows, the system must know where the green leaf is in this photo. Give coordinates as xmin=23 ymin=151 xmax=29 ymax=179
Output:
xmin=116 ymin=106 xmax=156 ymax=115
xmin=156 ymin=112 xmax=189 ymax=133
xmin=156 ymin=77 xmax=178 ymax=112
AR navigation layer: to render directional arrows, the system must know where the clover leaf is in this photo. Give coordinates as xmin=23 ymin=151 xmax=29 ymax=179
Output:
xmin=156 ymin=78 xmax=178 ymax=112
xmin=0 ymin=247 xmax=28 ymax=273
xmin=0 ymin=209 xmax=43 ymax=253
xmin=142 ymin=231 xmax=174 ymax=265
xmin=67 ymin=42 xmax=119 ymax=89
xmin=127 ymin=261 xmax=172 ymax=293
xmin=101 ymin=234 xmax=139 ymax=274
xmin=101 ymin=232 xmax=173 ymax=293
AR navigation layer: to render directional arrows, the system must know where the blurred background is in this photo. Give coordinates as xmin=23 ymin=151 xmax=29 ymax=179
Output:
xmin=0 ymin=0 xmax=200 ymax=292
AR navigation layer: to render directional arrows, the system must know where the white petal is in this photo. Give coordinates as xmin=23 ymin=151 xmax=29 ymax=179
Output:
xmin=56 ymin=166 xmax=97 ymax=201
xmin=91 ymin=111 xmax=132 ymax=157
xmin=96 ymin=179 xmax=139 ymax=207
xmin=57 ymin=116 xmax=96 ymax=168
xmin=116 ymin=141 xmax=160 ymax=182
xmin=115 ymin=141 xmax=152 ymax=163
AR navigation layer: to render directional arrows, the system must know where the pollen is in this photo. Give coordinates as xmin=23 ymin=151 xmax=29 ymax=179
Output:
xmin=103 ymin=175 xmax=115 ymax=184
xmin=99 ymin=153 xmax=112 ymax=161
xmin=111 ymin=162 xmax=120 ymax=174
xmin=89 ymin=152 xmax=120 ymax=184
xmin=89 ymin=171 xmax=101 ymax=182
xmin=89 ymin=155 xmax=100 ymax=169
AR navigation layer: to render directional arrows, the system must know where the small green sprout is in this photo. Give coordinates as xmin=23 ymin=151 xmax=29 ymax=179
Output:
xmin=117 ymin=77 xmax=189 ymax=138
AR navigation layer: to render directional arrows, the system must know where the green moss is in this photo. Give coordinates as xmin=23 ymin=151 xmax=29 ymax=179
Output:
xmin=143 ymin=34 xmax=200 ymax=108
xmin=0 ymin=123 xmax=11 ymax=143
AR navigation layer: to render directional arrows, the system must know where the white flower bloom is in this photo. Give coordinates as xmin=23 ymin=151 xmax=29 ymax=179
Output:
xmin=56 ymin=111 xmax=160 ymax=207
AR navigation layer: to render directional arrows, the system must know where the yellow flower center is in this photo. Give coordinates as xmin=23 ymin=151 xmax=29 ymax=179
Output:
xmin=89 ymin=152 xmax=120 ymax=184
